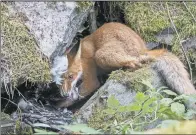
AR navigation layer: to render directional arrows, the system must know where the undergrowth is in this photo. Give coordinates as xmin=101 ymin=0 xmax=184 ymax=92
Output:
xmin=88 ymin=81 xmax=196 ymax=134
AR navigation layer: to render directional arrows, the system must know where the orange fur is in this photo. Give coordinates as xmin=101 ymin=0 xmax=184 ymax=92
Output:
xmin=59 ymin=22 xmax=196 ymax=107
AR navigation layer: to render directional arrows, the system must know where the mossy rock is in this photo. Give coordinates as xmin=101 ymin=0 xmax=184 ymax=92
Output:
xmin=76 ymin=1 xmax=94 ymax=12
xmin=1 ymin=112 xmax=15 ymax=134
xmin=108 ymin=66 xmax=154 ymax=92
xmin=78 ymin=66 xmax=196 ymax=133
xmin=123 ymin=2 xmax=196 ymax=42
xmin=1 ymin=3 xmax=51 ymax=88
xmin=123 ymin=2 xmax=169 ymax=42
xmin=76 ymin=65 xmax=166 ymax=130
xmin=15 ymin=120 xmax=33 ymax=135
xmin=112 ymin=2 xmax=196 ymax=54
xmin=106 ymin=1 xmax=196 ymax=82
xmin=1 ymin=112 xmax=33 ymax=135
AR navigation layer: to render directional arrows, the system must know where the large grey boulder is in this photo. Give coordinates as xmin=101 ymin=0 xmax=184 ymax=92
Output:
xmin=76 ymin=66 xmax=165 ymax=123
xmin=1 ymin=2 xmax=93 ymax=90
xmin=8 ymin=2 xmax=92 ymax=58
xmin=75 ymin=60 xmax=196 ymax=131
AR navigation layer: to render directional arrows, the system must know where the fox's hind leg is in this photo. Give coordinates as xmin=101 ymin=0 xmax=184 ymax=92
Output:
xmin=95 ymin=41 xmax=144 ymax=70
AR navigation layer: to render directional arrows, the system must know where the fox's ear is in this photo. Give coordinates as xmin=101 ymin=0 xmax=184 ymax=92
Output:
xmin=65 ymin=46 xmax=73 ymax=54
xmin=65 ymin=42 xmax=80 ymax=55
xmin=66 ymin=45 xmax=78 ymax=67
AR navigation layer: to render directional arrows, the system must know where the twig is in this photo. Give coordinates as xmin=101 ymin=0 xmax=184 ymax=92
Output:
xmin=14 ymin=89 xmax=44 ymax=114
xmin=1 ymin=97 xmax=22 ymax=121
xmin=182 ymin=1 xmax=196 ymax=23
xmin=166 ymin=2 xmax=193 ymax=81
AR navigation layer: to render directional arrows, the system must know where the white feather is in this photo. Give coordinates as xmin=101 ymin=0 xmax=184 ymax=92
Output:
xmin=50 ymin=55 xmax=68 ymax=85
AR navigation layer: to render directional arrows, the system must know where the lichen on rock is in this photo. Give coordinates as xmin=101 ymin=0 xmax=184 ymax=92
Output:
xmin=122 ymin=2 xmax=196 ymax=46
xmin=123 ymin=2 xmax=169 ymax=42
xmin=109 ymin=66 xmax=154 ymax=92
xmin=110 ymin=1 xmax=196 ymax=79
xmin=76 ymin=65 xmax=166 ymax=132
xmin=76 ymin=1 xmax=94 ymax=12
xmin=1 ymin=3 xmax=51 ymax=88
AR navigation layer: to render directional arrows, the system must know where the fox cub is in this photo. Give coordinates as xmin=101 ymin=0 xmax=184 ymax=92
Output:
xmin=58 ymin=22 xmax=196 ymax=108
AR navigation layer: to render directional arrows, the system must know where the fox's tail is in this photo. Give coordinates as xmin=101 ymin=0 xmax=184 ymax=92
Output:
xmin=149 ymin=50 xmax=196 ymax=94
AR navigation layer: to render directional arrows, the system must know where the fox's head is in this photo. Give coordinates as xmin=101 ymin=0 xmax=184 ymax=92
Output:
xmin=60 ymin=64 xmax=83 ymax=101
xmin=60 ymin=44 xmax=83 ymax=101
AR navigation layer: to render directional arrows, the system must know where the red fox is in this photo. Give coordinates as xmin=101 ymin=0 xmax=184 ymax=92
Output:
xmin=58 ymin=22 xmax=196 ymax=108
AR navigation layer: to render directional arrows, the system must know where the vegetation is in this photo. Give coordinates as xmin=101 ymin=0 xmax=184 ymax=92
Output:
xmin=122 ymin=2 xmax=196 ymax=52
xmin=109 ymin=67 xmax=153 ymax=92
xmin=88 ymin=82 xmax=196 ymax=134
xmin=1 ymin=3 xmax=51 ymax=89
xmin=105 ymin=1 xmax=196 ymax=85
xmin=143 ymin=120 xmax=196 ymax=134
xmin=1 ymin=2 xmax=196 ymax=134
xmin=15 ymin=120 xmax=33 ymax=135
xmin=123 ymin=2 xmax=169 ymax=42
xmin=76 ymin=1 xmax=94 ymax=12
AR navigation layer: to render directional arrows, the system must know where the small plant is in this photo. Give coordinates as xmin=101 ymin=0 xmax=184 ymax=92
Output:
xmin=89 ymin=80 xmax=196 ymax=134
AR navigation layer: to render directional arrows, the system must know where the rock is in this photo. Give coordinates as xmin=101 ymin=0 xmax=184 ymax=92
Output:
xmin=11 ymin=98 xmax=74 ymax=126
xmin=146 ymin=42 xmax=160 ymax=50
xmin=75 ymin=58 xmax=196 ymax=131
xmin=1 ymin=3 xmax=51 ymax=91
xmin=9 ymin=97 xmax=75 ymax=134
xmin=155 ymin=28 xmax=196 ymax=52
xmin=1 ymin=112 xmax=15 ymax=134
xmin=76 ymin=66 xmax=165 ymax=123
xmin=1 ymin=112 xmax=33 ymax=135
xmin=155 ymin=27 xmax=175 ymax=45
xmin=1 ymin=2 xmax=93 ymax=90
xmin=182 ymin=37 xmax=196 ymax=51
xmin=8 ymin=2 xmax=92 ymax=58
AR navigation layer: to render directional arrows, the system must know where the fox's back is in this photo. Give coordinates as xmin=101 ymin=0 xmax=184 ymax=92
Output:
xmin=90 ymin=22 xmax=147 ymax=52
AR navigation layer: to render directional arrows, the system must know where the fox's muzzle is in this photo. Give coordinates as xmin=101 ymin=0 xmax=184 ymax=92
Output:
xmin=60 ymin=71 xmax=83 ymax=100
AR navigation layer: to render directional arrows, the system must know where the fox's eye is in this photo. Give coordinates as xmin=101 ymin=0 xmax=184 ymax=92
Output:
xmin=68 ymin=75 xmax=73 ymax=80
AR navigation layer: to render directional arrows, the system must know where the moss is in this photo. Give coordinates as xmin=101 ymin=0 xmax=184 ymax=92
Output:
xmin=1 ymin=113 xmax=32 ymax=135
xmin=1 ymin=2 xmax=9 ymax=12
xmin=88 ymin=107 xmax=108 ymax=130
xmin=88 ymin=67 xmax=158 ymax=133
xmin=187 ymin=49 xmax=196 ymax=74
xmin=123 ymin=2 xmax=169 ymax=42
xmin=169 ymin=2 xmax=196 ymax=55
xmin=88 ymin=66 xmax=153 ymax=132
xmin=117 ymin=2 xmax=196 ymax=52
xmin=1 ymin=112 xmax=10 ymax=120
xmin=127 ymin=67 xmax=153 ymax=91
xmin=1 ymin=112 xmax=15 ymax=135
xmin=15 ymin=120 xmax=33 ymax=135
xmin=76 ymin=1 xmax=94 ymax=12
xmin=1 ymin=3 xmax=51 ymax=87
xmin=88 ymin=107 xmax=124 ymax=133
xmin=108 ymin=69 xmax=127 ymax=82
xmin=109 ymin=66 xmax=153 ymax=92
xmin=188 ymin=49 xmax=196 ymax=61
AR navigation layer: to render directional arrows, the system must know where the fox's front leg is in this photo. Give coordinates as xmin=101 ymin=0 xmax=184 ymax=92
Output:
xmin=78 ymin=58 xmax=100 ymax=99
